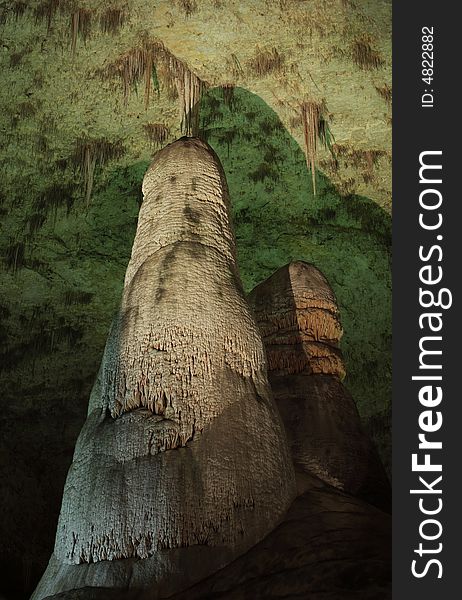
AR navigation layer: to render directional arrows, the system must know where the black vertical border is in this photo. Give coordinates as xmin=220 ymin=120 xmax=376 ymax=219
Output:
xmin=393 ymin=2 xmax=459 ymax=597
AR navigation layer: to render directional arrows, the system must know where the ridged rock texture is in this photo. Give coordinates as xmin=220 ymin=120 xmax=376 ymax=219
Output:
xmin=248 ymin=261 xmax=390 ymax=511
xmin=30 ymin=474 xmax=391 ymax=600
xmin=32 ymin=138 xmax=295 ymax=600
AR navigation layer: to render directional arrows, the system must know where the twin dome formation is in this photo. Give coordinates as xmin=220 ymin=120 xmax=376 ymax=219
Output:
xmin=32 ymin=138 xmax=390 ymax=600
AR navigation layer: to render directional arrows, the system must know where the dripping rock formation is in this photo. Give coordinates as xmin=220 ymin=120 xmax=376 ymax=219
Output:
xmin=248 ymin=261 xmax=391 ymax=511
xmin=31 ymin=138 xmax=295 ymax=600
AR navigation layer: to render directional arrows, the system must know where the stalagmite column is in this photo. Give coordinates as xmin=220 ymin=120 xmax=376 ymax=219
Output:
xmin=32 ymin=138 xmax=295 ymax=600
xmin=248 ymin=261 xmax=390 ymax=510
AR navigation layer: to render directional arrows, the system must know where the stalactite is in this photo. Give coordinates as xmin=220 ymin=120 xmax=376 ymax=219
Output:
xmin=99 ymin=7 xmax=127 ymax=34
xmin=62 ymin=290 xmax=93 ymax=306
xmin=0 ymin=1 xmax=28 ymax=23
xmin=100 ymin=39 xmax=207 ymax=133
xmin=226 ymin=52 xmax=243 ymax=78
xmin=33 ymin=183 xmax=74 ymax=218
xmin=13 ymin=1 xmax=27 ymax=19
xmin=332 ymin=143 xmax=386 ymax=181
xmin=24 ymin=213 xmax=47 ymax=237
xmin=301 ymin=101 xmax=321 ymax=195
xmin=100 ymin=40 xmax=161 ymax=105
xmin=221 ymin=83 xmax=235 ymax=109
xmin=82 ymin=145 xmax=96 ymax=206
xmin=70 ymin=10 xmax=78 ymax=55
xmin=248 ymin=47 xmax=284 ymax=76
xmin=143 ymin=123 xmax=170 ymax=148
xmin=176 ymin=0 xmax=198 ymax=17
xmin=70 ymin=9 xmax=92 ymax=55
xmin=144 ymin=46 xmax=153 ymax=110
xmin=375 ymin=83 xmax=392 ymax=104
xmin=176 ymin=66 xmax=204 ymax=136
xmin=71 ymin=138 xmax=125 ymax=205
xmin=33 ymin=0 xmax=62 ymax=31
xmin=162 ymin=51 xmax=205 ymax=134
xmin=352 ymin=37 xmax=384 ymax=70
xmin=300 ymin=99 xmax=333 ymax=196
xmin=4 ymin=239 xmax=25 ymax=273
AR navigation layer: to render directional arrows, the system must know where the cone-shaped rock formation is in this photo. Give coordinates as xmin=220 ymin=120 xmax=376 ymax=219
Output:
xmin=248 ymin=261 xmax=390 ymax=510
xmin=32 ymin=138 xmax=295 ymax=600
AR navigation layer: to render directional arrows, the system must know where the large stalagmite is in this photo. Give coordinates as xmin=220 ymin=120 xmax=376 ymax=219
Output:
xmin=248 ymin=261 xmax=390 ymax=510
xmin=32 ymin=138 xmax=295 ymax=600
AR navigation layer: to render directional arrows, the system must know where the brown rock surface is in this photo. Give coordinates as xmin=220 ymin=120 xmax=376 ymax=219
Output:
xmin=38 ymin=475 xmax=391 ymax=600
xmin=248 ymin=261 xmax=390 ymax=510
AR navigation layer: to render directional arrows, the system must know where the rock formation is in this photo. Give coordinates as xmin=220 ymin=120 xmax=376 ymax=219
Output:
xmin=32 ymin=474 xmax=392 ymax=600
xmin=29 ymin=143 xmax=393 ymax=600
xmin=248 ymin=261 xmax=391 ymax=510
xmin=31 ymin=138 xmax=295 ymax=600
xmin=168 ymin=473 xmax=391 ymax=600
